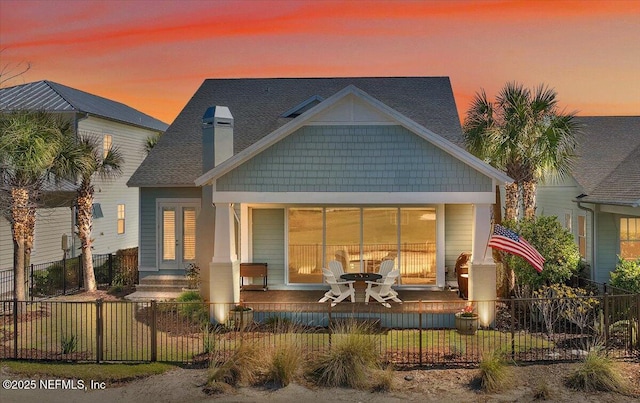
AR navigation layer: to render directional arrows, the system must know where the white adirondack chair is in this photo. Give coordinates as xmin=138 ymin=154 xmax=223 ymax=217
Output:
xmin=376 ymin=259 xmax=395 ymax=282
xmin=365 ymin=269 xmax=402 ymax=308
xmin=328 ymin=260 xmax=345 ymax=278
xmin=318 ymin=268 xmax=355 ymax=306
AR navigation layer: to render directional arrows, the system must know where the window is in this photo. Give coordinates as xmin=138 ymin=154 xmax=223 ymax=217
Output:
xmin=620 ymin=217 xmax=640 ymax=260
xmin=578 ymin=215 xmax=586 ymax=259
xmin=117 ymin=204 xmax=125 ymax=234
xmin=103 ymin=134 xmax=112 ymax=158
xmin=287 ymin=207 xmax=437 ymax=285
xmin=564 ymin=212 xmax=572 ymax=232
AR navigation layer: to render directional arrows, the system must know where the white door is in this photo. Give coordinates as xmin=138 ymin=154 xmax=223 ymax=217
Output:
xmin=158 ymin=202 xmax=198 ymax=270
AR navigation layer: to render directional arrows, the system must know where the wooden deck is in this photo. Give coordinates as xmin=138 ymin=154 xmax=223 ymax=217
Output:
xmin=241 ymin=288 xmax=467 ymax=314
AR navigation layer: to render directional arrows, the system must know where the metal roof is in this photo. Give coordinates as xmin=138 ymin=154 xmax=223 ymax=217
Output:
xmin=0 ymin=80 xmax=168 ymax=132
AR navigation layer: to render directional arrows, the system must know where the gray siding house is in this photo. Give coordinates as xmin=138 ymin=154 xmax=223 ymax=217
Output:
xmin=128 ymin=77 xmax=511 ymax=324
xmin=537 ymin=116 xmax=640 ymax=284
xmin=1 ymin=80 xmax=168 ymax=269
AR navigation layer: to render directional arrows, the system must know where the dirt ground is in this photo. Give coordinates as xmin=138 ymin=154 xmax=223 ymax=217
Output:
xmin=1 ymin=361 xmax=639 ymax=403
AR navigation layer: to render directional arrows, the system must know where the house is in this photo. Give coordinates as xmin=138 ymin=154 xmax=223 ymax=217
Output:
xmin=0 ymin=80 xmax=168 ymax=269
xmin=128 ymin=77 xmax=512 ymax=324
xmin=536 ymin=116 xmax=640 ymax=284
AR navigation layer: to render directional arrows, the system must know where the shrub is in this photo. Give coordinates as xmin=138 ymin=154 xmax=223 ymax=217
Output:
xmin=477 ymin=350 xmax=511 ymax=393
xmin=504 ymin=216 xmax=581 ymax=294
xmin=307 ymin=321 xmax=380 ymax=388
xmin=609 ymin=257 xmax=640 ymax=294
xmin=175 ymin=291 xmax=208 ymax=324
xmin=565 ymin=350 xmax=629 ymax=393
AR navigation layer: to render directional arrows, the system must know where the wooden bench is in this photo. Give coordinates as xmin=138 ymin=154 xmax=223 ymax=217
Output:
xmin=240 ymin=263 xmax=268 ymax=291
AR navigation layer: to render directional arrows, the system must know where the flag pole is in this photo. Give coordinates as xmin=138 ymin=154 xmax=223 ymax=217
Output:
xmin=483 ymin=222 xmax=495 ymax=261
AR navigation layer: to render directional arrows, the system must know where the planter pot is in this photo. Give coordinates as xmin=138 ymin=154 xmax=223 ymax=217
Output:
xmin=229 ymin=309 xmax=254 ymax=330
xmin=455 ymin=312 xmax=478 ymax=335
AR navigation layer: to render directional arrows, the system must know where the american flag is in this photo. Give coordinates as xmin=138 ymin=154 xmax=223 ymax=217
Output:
xmin=488 ymin=224 xmax=545 ymax=273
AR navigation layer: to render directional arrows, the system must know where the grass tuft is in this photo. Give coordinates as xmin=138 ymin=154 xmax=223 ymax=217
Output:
xmin=307 ymin=320 xmax=380 ymax=388
xmin=265 ymin=344 xmax=302 ymax=387
xmin=565 ymin=350 xmax=629 ymax=393
xmin=207 ymin=342 xmax=263 ymax=387
xmin=477 ymin=350 xmax=511 ymax=393
xmin=533 ymin=380 xmax=553 ymax=400
xmin=370 ymin=366 xmax=395 ymax=392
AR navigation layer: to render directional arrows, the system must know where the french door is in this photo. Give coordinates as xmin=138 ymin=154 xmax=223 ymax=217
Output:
xmin=158 ymin=201 xmax=199 ymax=270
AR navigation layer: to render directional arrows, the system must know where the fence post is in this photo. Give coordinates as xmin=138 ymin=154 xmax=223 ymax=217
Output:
xmin=30 ymin=264 xmax=34 ymax=302
xmin=603 ymin=293 xmax=610 ymax=349
xmin=108 ymin=254 xmax=114 ymax=286
xmin=510 ymin=297 xmax=515 ymax=361
xmin=96 ymin=298 xmax=103 ymax=363
xmin=328 ymin=302 xmax=332 ymax=348
xmin=151 ymin=300 xmax=157 ymax=362
xmin=62 ymin=255 xmax=67 ymax=295
xmin=13 ymin=297 xmax=18 ymax=359
xmin=418 ymin=300 xmax=423 ymax=366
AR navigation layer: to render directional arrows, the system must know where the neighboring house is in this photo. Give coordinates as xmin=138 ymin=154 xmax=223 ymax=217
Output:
xmin=128 ymin=77 xmax=512 ymax=323
xmin=0 ymin=80 xmax=168 ymax=269
xmin=537 ymin=116 xmax=640 ymax=284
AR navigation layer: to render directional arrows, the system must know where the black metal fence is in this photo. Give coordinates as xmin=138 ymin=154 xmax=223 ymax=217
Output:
xmin=0 ymin=251 xmax=138 ymax=300
xmin=1 ymin=294 xmax=637 ymax=366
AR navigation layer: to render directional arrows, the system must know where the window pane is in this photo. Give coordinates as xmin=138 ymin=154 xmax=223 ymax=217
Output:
xmin=162 ymin=208 xmax=176 ymax=261
xmin=326 ymin=208 xmax=360 ymax=273
xmin=183 ymin=208 xmax=196 ymax=261
xmin=400 ymin=208 xmax=436 ymax=285
xmin=578 ymin=216 xmax=586 ymax=237
xmin=363 ymin=208 xmax=398 ymax=273
xmin=117 ymin=219 xmax=125 ymax=234
xmin=288 ymin=208 xmax=323 ymax=284
xmin=621 ymin=241 xmax=640 ymax=260
xmin=620 ymin=218 xmax=628 ymax=240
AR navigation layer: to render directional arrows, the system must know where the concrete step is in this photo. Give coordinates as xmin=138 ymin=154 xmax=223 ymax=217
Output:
xmin=124 ymin=290 xmax=184 ymax=302
xmin=138 ymin=275 xmax=190 ymax=286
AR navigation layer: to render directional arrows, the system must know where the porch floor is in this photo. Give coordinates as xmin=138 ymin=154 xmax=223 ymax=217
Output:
xmin=241 ymin=288 xmax=467 ymax=313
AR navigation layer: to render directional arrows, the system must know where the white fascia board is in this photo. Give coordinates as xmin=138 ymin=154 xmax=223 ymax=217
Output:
xmin=211 ymin=191 xmax=496 ymax=204
xmin=195 ymin=84 xmax=513 ymax=187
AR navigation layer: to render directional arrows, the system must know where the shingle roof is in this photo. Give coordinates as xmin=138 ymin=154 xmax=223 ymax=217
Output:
xmin=572 ymin=116 xmax=640 ymax=207
xmin=128 ymin=77 xmax=464 ymax=187
xmin=0 ymin=80 xmax=168 ymax=132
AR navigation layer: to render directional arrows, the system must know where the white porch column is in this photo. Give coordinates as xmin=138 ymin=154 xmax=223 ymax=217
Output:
xmin=468 ymin=203 xmax=496 ymax=326
xmin=209 ymin=203 xmax=240 ymax=323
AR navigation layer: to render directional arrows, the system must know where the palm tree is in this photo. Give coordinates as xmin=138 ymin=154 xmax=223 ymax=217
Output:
xmin=463 ymin=83 xmax=579 ymax=296
xmin=0 ymin=110 xmax=70 ymax=301
xmin=73 ymin=135 xmax=123 ymax=291
xmin=463 ymin=82 xmax=578 ymax=220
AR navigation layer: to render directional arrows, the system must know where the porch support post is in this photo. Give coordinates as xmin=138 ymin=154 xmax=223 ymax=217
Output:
xmin=469 ymin=203 xmax=496 ymax=326
xmin=209 ymin=203 xmax=239 ymax=324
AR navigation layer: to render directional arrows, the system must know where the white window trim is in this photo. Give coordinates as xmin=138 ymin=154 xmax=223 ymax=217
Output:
xmin=155 ymin=198 xmax=201 ymax=270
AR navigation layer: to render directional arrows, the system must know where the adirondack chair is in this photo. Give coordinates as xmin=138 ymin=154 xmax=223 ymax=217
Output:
xmin=376 ymin=259 xmax=395 ymax=282
xmin=328 ymin=260 xmax=345 ymax=278
xmin=318 ymin=268 xmax=355 ymax=306
xmin=365 ymin=269 xmax=402 ymax=308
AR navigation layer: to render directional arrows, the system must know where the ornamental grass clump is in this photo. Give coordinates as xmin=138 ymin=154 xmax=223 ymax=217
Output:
xmin=308 ymin=321 xmax=380 ymax=388
xmin=477 ymin=350 xmax=511 ymax=393
xmin=207 ymin=342 xmax=263 ymax=387
xmin=565 ymin=350 xmax=629 ymax=393
xmin=265 ymin=344 xmax=302 ymax=387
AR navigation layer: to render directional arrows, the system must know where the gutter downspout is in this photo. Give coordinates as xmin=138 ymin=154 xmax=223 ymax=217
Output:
xmin=576 ymin=200 xmax=596 ymax=281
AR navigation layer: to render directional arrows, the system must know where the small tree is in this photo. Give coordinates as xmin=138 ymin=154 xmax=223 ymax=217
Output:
xmin=504 ymin=216 xmax=581 ymax=296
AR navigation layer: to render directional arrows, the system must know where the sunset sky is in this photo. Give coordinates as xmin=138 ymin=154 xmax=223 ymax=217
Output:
xmin=1 ymin=0 xmax=638 ymax=125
